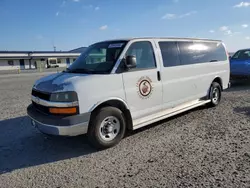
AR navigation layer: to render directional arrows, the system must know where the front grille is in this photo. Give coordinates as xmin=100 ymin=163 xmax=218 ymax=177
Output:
xmin=32 ymin=101 xmax=50 ymax=114
xmin=32 ymin=89 xmax=51 ymax=101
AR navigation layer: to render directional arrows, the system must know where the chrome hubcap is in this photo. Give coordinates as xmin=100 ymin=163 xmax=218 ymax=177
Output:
xmin=99 ymin=116 xmax=120 ymax=141
xmin=212 ymin=88 xmax=219 ymax=103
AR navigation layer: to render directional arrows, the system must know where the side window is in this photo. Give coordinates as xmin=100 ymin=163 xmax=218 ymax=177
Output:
xmin=177 ymin=41 xmax=197 ymax=65
xmin=178 ymin=41 xmax=227 ymax=64
xmin=158 ymin=42 xmax=181 ymax=67
xmin=194 ymin=42 xmax=227 ymax=62
xmin=126 ymin=41 xmax=156 ymax=69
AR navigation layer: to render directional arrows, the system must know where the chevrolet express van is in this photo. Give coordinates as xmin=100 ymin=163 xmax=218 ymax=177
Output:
xmin=27 ymin=37 xmax=230 ymax=149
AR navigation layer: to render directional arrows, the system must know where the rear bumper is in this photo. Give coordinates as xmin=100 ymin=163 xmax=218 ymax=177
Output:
xmin=27 ymin=104 xmax=91 ymax=136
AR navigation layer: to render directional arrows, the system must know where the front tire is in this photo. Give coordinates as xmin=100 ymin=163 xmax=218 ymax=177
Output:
xmin=87 ymin=107 xmax=126 ymax=149
xmin=207 ymin=82 xmax=222 ymax=107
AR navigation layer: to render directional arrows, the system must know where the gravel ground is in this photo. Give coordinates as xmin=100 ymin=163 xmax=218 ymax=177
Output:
xmin=0 ymin=74 xmax=250 ymax=188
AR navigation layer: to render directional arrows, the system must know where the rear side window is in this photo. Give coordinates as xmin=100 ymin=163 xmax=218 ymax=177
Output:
xmin=177 ymin=41 xmax=197 ymax=65
xmin=191 ymin=42 xmax=213 ymax=63
xmin=158 ymin=42 xmax=181 ymax=67
xmin=178 ymin=41 xmax=227 ymax=65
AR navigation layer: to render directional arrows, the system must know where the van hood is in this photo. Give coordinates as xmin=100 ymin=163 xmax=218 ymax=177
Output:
xmin=33 ymin=72 xmax=90 ymax=93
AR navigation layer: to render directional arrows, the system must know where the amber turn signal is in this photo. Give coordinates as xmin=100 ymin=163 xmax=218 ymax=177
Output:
xmin=49 ymin=107 xmax=77 ymax=115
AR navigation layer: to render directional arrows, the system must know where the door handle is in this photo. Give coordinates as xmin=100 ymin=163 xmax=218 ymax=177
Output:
xmin=157 ymin=71 xmax=161 ymax=81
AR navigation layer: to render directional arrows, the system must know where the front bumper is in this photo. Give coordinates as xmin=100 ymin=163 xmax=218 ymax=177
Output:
xmin=27 ymin=104 xmax=91 ymax=136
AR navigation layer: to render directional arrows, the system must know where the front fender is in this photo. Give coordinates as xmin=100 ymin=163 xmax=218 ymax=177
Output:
xmin=89 ymin=97 xmax=129 ymax=112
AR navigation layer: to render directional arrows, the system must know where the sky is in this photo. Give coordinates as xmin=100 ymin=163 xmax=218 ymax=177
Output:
xmin=0 ymin=0 xmax=250 ymax=52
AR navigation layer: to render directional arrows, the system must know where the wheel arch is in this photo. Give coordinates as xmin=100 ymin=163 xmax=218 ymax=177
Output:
xmin=205 ymin=76 xmax=223 ymax=99
xmin=212 ymin=76 xmax=223 ymax=89
xmin=89 ymin=98 xmax=133 ymax=130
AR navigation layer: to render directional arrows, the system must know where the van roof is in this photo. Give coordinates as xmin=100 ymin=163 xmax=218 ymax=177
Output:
xmin=100 ymin=37 xmax=222 ymax=43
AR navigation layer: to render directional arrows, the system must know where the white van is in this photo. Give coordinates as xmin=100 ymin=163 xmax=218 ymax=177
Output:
xmin=27 ymin=37 xmax=230 ymax=149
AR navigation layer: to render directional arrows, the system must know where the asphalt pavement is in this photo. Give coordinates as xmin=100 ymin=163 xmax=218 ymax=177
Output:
xmin=0 ymin=75 xmax=249 ymax=187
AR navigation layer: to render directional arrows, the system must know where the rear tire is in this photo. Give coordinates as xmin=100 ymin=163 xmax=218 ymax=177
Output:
xmin=207 ymin=82 xmax=222 ymax=107
xmin=87 ymin=107 xmax=126 ymax=149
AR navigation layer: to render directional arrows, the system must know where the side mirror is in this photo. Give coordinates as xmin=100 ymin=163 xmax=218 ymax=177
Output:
xmin=229 ymin=56 xmax=232 ymax=59
xmin=125 ymin=55 xmax=136 ymax=69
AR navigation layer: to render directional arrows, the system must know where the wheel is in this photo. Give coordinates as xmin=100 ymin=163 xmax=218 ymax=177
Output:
xmin=207 ymin=82 xmax=222 ymax=107
xmin=87 ymin=107 xmax=126 ymax=149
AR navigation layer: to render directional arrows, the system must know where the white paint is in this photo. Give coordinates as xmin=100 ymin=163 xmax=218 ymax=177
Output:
xmin=133 ymin=99 xmax=210 ymax=130
xmin=33 ymin=73 xmax=126 ymax=114
xmin=30 ymin=37 xmax=230 ymax=136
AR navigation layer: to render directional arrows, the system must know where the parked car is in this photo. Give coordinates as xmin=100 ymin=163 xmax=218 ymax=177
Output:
xmin=230 ymin=48 xmax=250 ymax=79
xmin=27 ymin=37 xmax=230 ymax=149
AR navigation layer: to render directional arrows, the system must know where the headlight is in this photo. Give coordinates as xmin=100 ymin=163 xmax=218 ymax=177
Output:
xmin=50 ymin=91 xmax=78 ymax=102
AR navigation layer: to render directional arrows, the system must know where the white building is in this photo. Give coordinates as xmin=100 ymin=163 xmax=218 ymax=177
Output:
xmin=0 ymin=51 xmax=82 ymax=70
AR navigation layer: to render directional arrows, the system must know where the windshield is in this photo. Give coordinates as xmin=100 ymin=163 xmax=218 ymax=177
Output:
xmin=231 ymin=50 xmax=250 ymax=60
xmin=67 ymin=40 xmax=128 ymax=74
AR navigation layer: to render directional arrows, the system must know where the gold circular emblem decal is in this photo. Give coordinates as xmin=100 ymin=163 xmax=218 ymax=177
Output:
xmin=136 ymin=76 xmax=153 ymax=99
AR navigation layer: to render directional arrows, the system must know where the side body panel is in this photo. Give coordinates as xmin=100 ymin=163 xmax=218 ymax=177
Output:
xmin=154 ymin=39 xmax=230 ymax=110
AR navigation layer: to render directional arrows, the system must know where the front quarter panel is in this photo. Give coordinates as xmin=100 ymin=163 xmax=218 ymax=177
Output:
xmin=74 ymin=74 xmax=126 ymax=114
